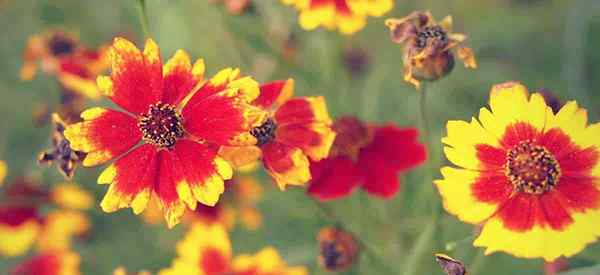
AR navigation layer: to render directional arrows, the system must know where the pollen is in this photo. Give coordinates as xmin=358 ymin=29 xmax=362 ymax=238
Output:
xmin=505 ymin=140 xmax=561 ymax=195
xmin=250 ymin=118 xmax=277 ymax=146
xmin=415 ymin=25 xmax=449 ymax=50
xmin=138 ymin=102 xmax=184 ymax=149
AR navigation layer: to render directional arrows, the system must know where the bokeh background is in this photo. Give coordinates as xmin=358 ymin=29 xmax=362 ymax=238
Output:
xmin=1 ymin=0 xmax=600 ymax=274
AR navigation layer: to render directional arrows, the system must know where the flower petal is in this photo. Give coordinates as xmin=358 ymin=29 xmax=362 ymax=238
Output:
xmin=363 ymin=126 xmax=426 ymax=171
xmin=155 ymin=150 xmax=187 ymax=228
xmin=262 ymin=142 xmax=311 ymax=189
xmin=254 ymin=79 xmax=294 ymax=109
xmin=64 ymin=107 xmax=141 ymax=166
xmin=275 ymin=122 xmax=336 ymax=161
xmin=442 ymin=118 xmax=499 ymax=170
xmin=162 ymin=49 xmax=204 ymax=105
xmin=357 ymin=149 xmax=400 ymax=198
xmin=275 ymin=96 xmax=332 ymax=126
xmin=308 ymin=157 xmax=362 ymax=201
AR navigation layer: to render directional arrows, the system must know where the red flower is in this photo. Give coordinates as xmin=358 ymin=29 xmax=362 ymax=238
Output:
xmin=308 ymin=117 xmax=426 ymax=200
xmin=64 ymin=37 xmax=264 ymax=228
xmin=11 ymin=250 xmax=80 ymax=275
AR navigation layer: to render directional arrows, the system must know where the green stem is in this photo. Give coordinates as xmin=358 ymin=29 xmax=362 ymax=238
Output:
xmin=135 ymin=0 xmax=150 ymax=38
xmin=310 ymin=198 xmax=397 ymax=274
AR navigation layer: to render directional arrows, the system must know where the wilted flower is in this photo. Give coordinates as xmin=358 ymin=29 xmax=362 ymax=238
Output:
xmin=436 ymin=82 xmax=600 ymax=261
xmin=220 ymin=79 xmax=336 ymax=189
xmin=317 ymin=226 xmax=360 ymax=272
xmin=10 ymin=250 xmax=81 ymax=275
xmin=38 ymin=114 xmax=87 ymax=179
xmin=434 ymin=253 xmax=466 ymax=275
xmin=159 ymin=222 xmax=308 ymax=275
xmin=20 ymin=30 xmax=109 ymax=99
xmin=308 ymin=116 xmax=426 ymax=200
xmin=282 ymin=0 xmax=393 ymax=35
xmin=343 ymin=47 xmax=370 ymax=78
xmin=385 ymin=11 xmax=477 ymax=89
xmin=210 ymin=0 xmax=252 ymax=15
xmin=64 ymin=37 xmax=266 ymax=228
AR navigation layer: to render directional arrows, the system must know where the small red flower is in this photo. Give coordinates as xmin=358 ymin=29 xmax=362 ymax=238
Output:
xmin=11 ymin=250 xmax=81 ymax=275
xmin=308 ymin=116 xmax=426 ymax=200
xmin=64 ymin=37 xmax=264 ymax=228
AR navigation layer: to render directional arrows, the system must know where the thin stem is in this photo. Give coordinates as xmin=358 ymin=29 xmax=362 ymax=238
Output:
xmin=309 ymin=198 xmax=397 ymax=274
xmin=135 ymin=0 xmax=150 ymax=38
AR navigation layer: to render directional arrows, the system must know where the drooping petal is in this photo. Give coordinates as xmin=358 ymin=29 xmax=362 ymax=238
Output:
xmin=98 ymin=144 xmax=158 ymax=215
xmin=308 ymin=157 xmax=362 ymax=201
xmin=162 ymin=49 xmax=205 ymax=105
xmin=98 ymin=37 xmax=163 ymax=114
xmin=274 ymin=96 xmax=332 ymax=126
xmin=254 ymin=79 xmax=294 ymax=109
xmin=262 ymin=141 xmax=311 ymax=189
xmin=64 ymin=107 xmax=141 ymax=166
xmin=357 ymin=149 xmax=400 ymax=198
xmin=275 ymin=122 xmax=336 ymax=161
xmin=363 ymin=126 xmax=426 ymax=171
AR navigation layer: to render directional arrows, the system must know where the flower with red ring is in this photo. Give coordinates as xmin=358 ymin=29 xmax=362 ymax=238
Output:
xmin=219 ymin=79 xmax=336 ymax=189
xmin=436 ymin=82 xmax=600 ymax=261
xmin=64 ymin=37 xmax=265 ymax=228
xmin=10 ymin=250 xmax=81 ymax=275
xmin=0 ymin=206 xmax=41 ymax=257
xmin=308 ymin=116 xmax=426 ymax=200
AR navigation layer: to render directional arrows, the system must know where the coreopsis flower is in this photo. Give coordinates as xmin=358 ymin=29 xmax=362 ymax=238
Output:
xmin=434 ymin=254 xmax=466 ymax=275
xmin=317 ymin=227 xmax=359 ymax=272
xmin=220 ymin=79 xmax=336 ymax=189
xmin=210 ymin=0 xmax=252 ymax=15
xmin=113 ymin=267 xmax=152 ymax=275
xmin=0 ymin=206 xmax=41 ymax=257
xmin=159 ymin=223 xmax=307 ymax=275
xmin=385 ymin=11 xmax=477 ymax=89
xmin=282 ymin=0 xmax=393 ymax=35
xmin=0 ymin=160 xmax=6 ymax=186
xmin=10 ymin=250 xmax=81 ymax=275
xmin=21 ymin=30 xmax=109 ymax=99
xmin=64 ymin=37 xmax=264 ymax=228
xmin=435 ymin=82 xmax=600 ymax=261
xmin=50 ymin=183 xmax=94 ymax=211
xmin=308 ymin=116 xmax=426 ymax=200
xmin=38 ymin=114 xmax=87 ymax=179
xmin=36 ymin=210 xmax=91 ymax=252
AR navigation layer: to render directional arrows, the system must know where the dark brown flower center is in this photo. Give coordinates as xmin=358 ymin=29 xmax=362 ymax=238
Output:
xmin=506 ymin=140 xmax=561 ymax=195
xmin=415 ymin=25 xmax=448 ymax=49
xmin=138 ymin=102 xmax=184 ymax=149
xmin=48 ymin=34 xmax=76 ymax=56
xmin=250 ymin=118 xmax=277 ymax=146
xmin=321 ymin=242 xmax=343 ymax=270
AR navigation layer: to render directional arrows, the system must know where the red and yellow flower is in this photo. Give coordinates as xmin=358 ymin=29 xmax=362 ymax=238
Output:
xmin=435 ymin=82 xmax=600 ymax=261
xmin=0 ymin=206 xmax=41 ymax=257
xmin=308 ymin=117 xmax=426 ymax=200
xmin=221 ymin=79 xmax=335 ymax=189
xmin=64 ymin=37 xmax=264 ymax=228
xmin=20 ymin=30 xmax=109 ymax=99
xmin=10 ymin=250 xmax=81 ymax=275
xmin=159 ymin=223 xmax=308 ymax=275
xmin=282 ymin=0 xmax=393 ymax=35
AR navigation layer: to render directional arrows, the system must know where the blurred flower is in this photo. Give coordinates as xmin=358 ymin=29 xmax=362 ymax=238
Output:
xmin=0 ymin=206 xmax=41 ymax=257
xmin=343 ymin=47 xmax=370 ymax=78
xmin=113 ymin=267 xmax=152 ymax=275
xmin=210 ymin=0 xmax=252 ymax=15
xmin=10 ymin=250 xmax=81 ymax=275
xmin=434 ymin=253 xmax=466 ymax=275
xmin=20 ymin=30 xmax=109 ymax=99
xmin=64 ymin=37 xmax=265 ymax=228
xmin=38 ymin=114 xmax=86 ymax=179
xmin=50 ymin=183 xmax=94 ymax=211
xmin=0 ymin=160 xmax=6 ymax=186
xmin=36 ymin=210 xmax=91 ymax=252
xmin=435 ymin=82 xmax=600 ymax=261
xmin=308 ymin=116 xmax=426 ymax=200
xmin=159 ymin=223 xmax=307 ymax=275
xmin=282 ymin=0 xmax=393 ymax=35
xmin=219 ymin=79 xmax=336 ymax=189
xmin=317 ymin=226 xmax=360 ymax=272
xmin=385 ymin=11 xmax=477 ymax=89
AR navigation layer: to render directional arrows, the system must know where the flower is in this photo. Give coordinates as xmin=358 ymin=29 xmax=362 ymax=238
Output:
xmin=282 ymin=0 xmax=393 ymax=35
xmin=308 ymin=116 xmax=426 ymax=200
xmin=50 ymin=183 xmax=94 ymax=211
xmin=113 ymin=267 xmax=152 ymax=275
xmin=210 ymin=0 xmax=252 ymax=15
xmin=385 ymin=11 xmax=477 ymax=89
xmin=435 ymin=82 xmax=600 ymax=261
xmin=434 ymin=254 xmax=466 ymax=275
xmin=64 ymin=37 xmax=264 ymax=228
xmin=0 ymin=206 xmax=41 ymax=257
xmin=10 ymin=250 xmax=81 ymax=275
xmin=20 ymin=30 xmax=109 ymax=99
xmin=0 ymin=160 xmax=6 ymax=186
xmin=36 ymin=210 xmax=91 ymax=252
xmin=159 ymin=222 xmax=308 ymax=275
xmin=38 ymin=114 xmax=87 ymax=179
xmin=219 ymin=79 xmax=336 ymax=189
xmin=317 ymin=227 xmax=360 ymax=272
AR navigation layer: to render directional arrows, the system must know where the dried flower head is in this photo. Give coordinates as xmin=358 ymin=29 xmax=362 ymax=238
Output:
xmin=435 ymin=253 xmax=467 ymax=275
xmin=317 ymin=227 xmax=360 ymax=272
xmin=38 ymin=114 xmax=86 ymax=179
xmin=385 ymin=11 xmax=477 ymax=89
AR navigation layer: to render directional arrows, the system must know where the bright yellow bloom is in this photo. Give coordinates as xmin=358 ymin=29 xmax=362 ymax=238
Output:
xmin=51 ymin=183 xmax=94 ymax=210
xmin=435 ymin=82 xmax=600 ymax=261
xmin=0 ymin=160 xmax=6 ymax=186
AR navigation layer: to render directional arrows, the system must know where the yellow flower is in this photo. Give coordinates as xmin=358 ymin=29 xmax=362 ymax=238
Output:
xmin=385 ymin=11 xmax=476 ymax=89
xmin=435 ymin=82 xmax=600 ymax=261
xmin=0 ymin=160 xmax=6 ymax=186
xmin=36 ymin=210 xmax=91 ymax=252
xmin=282 ymin=0 xmax=393 ymax=35
xmin=0 ymin=206 xmax=41 ymax=257
xmin=51 ymin=183 xmax=94 ymax=210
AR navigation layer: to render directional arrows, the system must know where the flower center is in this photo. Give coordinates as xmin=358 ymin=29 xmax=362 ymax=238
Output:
xmin=250 ymin=118 xmax=277 ymax=146
xmin=138 ymin=102 xmax=184 ymax=149
xmin=415 ymin=25 xmax=448 ymax=50
xmin=321 ymin=242 xmax=343 ymax=270
xmin=505 ymin=140 xmax=561 ymax=195
xmin=48 ymin=34 xmax=76 ymax=56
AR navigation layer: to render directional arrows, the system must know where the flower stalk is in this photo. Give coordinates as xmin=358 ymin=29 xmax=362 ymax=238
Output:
xmin=135 ymin=0 xmax=150 ymax=38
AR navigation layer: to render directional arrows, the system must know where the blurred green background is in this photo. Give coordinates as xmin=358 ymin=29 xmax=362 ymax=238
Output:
xmin=1 ymin=0 xmax=600 ymax=274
